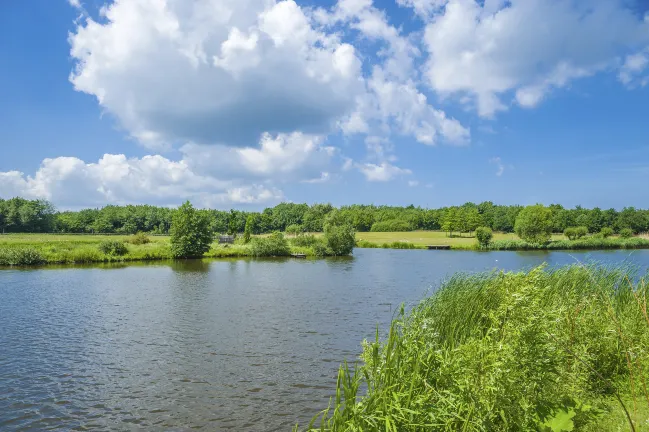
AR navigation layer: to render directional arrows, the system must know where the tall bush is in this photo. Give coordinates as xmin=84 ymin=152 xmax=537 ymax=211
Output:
xmin=250 ymin=231 xmax=290 ymax=257
xmin=170 ymin=201 xmax=214 ymax=258
xmin=475 ymin=226 xmax=493 ymax=247
xmin=324 ymin=221 xmax=355 ymax=256
xmin=514 ymin=205 xmax=553 ymax=243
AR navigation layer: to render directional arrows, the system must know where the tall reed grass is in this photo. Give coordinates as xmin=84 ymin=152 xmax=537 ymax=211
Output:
xmin=299 ymin=265 xmax=649 ymax=431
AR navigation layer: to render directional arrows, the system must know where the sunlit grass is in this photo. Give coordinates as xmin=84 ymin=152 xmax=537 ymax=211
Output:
xmin=299 ymin=265 xmax=649 ymax=431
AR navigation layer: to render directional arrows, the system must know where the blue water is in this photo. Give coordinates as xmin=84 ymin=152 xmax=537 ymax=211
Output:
xmin=1 ymin=249 xmax=648 ymax=431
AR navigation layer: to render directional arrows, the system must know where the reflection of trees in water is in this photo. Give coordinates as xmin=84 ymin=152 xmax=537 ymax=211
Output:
xmin=170 ymin=259 xmax=211 ymax=273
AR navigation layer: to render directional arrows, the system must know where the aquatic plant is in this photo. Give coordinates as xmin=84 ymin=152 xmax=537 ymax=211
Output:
xmin=300 ymin=265 xmax=649 ymax=431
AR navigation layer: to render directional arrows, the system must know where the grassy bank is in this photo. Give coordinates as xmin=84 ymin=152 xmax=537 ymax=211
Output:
xmin=354 ymin=231 xmax=649 ymax=251
xmin=300 ymin=265 xmax=649 ymax=431
xmin=0 ymin=234 xmax=321 ymax=266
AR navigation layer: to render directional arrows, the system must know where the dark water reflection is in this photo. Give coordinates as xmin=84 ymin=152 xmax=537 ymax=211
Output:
xmin=2 ymin=249 xmax=649 ymax=431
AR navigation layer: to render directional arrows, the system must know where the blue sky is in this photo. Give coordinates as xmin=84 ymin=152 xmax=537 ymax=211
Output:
xmin=0 ymin=0 xmax=648 ymax=210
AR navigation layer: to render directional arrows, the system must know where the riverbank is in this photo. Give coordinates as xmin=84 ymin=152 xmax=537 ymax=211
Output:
xmin=0 ymin=234 xmax=318 ymax=266
xmin=2 ymin=232 xmax=649 ymax=267
xmin=301 ymin=265 xmax=649 ymax=431
xmin=354 ymin=231 xmax=649 ymax=251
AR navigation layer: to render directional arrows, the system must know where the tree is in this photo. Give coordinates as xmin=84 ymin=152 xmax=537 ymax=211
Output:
xmin=170 ymin=201 xmax=214 ymax=258
xmin=475 ymin=227 xmax=493 ymax=247
xmin=619 ymin=228 xmax=633 ymax=239
xmin=323 ymin=219 xmax=355 ymax=256
xmin=514 ymin=205 xmax=553 ymax=243
xmin=600 ymin=227 xmax=613 ymax=238
xmin=286 ymin=224 xmax=302 ymax=237
xmin=243 ymin=215 xmax=254 ymax=244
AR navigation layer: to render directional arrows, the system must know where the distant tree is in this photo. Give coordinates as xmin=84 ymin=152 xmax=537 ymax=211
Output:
xmin=286 ymin=224 xmax=302 ymax=237
xmin=324 ymin=219 xmax=355 ymax=256
xmin=600 ymin=227 xmax=614 ymax=238
xmin=475 ymin=227 xmax=493 ymax=247
xmin=619 ymin=228 xmax=633 ymax=239
xmin=515 ymin=205 xmax=553 ymax=243
xmin=243 ymin=215 xmax=254 ymax=244
xmin=170 ymin=201 xmax=214 ymax=258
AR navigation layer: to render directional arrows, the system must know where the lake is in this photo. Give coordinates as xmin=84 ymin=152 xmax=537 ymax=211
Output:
xmin=2 ymin=249 xmax=649 ymax=431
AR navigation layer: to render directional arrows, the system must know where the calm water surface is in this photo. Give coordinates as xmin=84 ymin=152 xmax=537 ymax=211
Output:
xmin=2 ymin=249 xmax=649 ymax=431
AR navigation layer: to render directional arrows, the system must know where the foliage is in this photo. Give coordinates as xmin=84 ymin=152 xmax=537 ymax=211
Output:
xmin=243 ymin=215 xmax=254 ymax=244
xmin=0 ymin=247 xmax=46 ymax=266
xmin=600 ymin=227 xmax=614 ymax=238
xmin=564 ymin=226 xmax=588 ymax=241
xmin=285 ymin=224 xmax=303 ymax=236
xmin=619 ymin=228 xmax=633 ymax=239
xmin=250 ymin=231 xmax=290 ymax=257
xmin=290 ymin=234 xmax=320 ymax=247
xmin=515 ymin=204 xmax=554 ymax=243
xmin=170 ymin=201 xmax=214 ymax=258
xmin=127 ymin=232 xmax=151 ymax=245
xmin=488 ymin=236 xmax=649 ymax=250
xmin=475 ymin=226 xmax=493 ymax=247
xmin=300 ymin=265 xmax=649 ymax=431
xmin=324 ymin=220 xmax=356 ymax=256
xmin=97 ymin=240 xmax=128 ymax=256
xmin=370 ymin=219 xmax=411 ymax=232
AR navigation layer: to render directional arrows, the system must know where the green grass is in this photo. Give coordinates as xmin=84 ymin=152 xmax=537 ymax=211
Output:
xmin=355 ymin=231 xmax=565 ymax=248
xmin=0 ymin=233 xmax=326 ymax=266
xmin=299 ymin=265 xmax=649 ymax=431
xmin=354 ymin=231 xmax=649 ymax=251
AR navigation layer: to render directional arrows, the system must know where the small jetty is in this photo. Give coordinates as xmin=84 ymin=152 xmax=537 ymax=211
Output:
xmin=426 ymin=245 xmax=451 ymax=250
xmin=291 ymin=253 xmax=307 ymax=259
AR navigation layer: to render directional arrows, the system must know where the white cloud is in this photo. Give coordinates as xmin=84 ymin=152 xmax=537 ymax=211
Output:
xmin=302 ymin=172 xmax=331 ymax=184
xmin=0 ymin=154 xmax=283 ymax=209
xmin=357 ymin=162 xmax=412 ymax=182
xmin=180 ymin=132 xmax=335 ymax=181
xmin=68 ymin=0 xmax=81 ymax=8
xmin=69 ymin=0 xmax=364 ymax=149
xmin=619 ymin=50 xmax=649 ymax=86
xmin=489 ymin=157 xmax=505 ymax=177
xmin=408 ymin=180 xmax=419 ymax=187
xmin=420 ymin=0 xmax=649 ymax=117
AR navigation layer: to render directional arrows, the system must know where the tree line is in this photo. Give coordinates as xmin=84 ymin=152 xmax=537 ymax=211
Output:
xmin=2 ymin=196 xmax=649 ymax=235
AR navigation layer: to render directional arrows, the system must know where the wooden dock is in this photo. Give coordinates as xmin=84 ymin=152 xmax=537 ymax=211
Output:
xmin=291 ymin=253 xmax=307 ymax=259
xmin=426 ymin=245 xmax=451 ymax=250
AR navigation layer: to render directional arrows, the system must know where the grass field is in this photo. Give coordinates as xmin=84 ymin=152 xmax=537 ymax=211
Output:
xmin=355 ymin=230 xmax=566 ymax=247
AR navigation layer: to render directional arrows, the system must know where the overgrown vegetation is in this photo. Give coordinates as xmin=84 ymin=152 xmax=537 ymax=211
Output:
xmin=4 ymin=197 xmax=649 ymax=237
xmin=475 ymin=226 xmax=493 ymax=247
xmin=300 ymin=265 xmax=649 ymax=431
xmin=250 ymin=232 xmax=291 ymax=257
xmin=170 ymin=201 xmax=214 ymax=258
xmin=97 ymin=240 xmax=128 ymax=256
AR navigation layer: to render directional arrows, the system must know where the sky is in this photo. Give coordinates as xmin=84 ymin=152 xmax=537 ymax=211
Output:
xmin=0 ymin=0 xmax=648 ymax=210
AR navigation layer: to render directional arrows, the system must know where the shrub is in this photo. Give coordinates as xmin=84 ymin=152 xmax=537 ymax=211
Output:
xmin=301 ymin=265 xmax=649 ymax=431
xmin=285 ymin=224 xmax=303 ymax=236
xmin=600 ymin=227 xmax=614 ymax=238
xmin=564 ymin=226 xmax=588 ymax=241
xmin=0 ymin=247 xmax=46 ymax=266
xmin=324 ymin=222 xmax=355 ymax=256
xmin=250 ymin=232 xmax=290 ymax=257
xmin=98 ymin=240 xmax=128 ymax=256
xmin=290 ymin=234 xmax=320 ymax=247
xmin=514 ymin=205 xmax=553 ymax=243
xmin=619 ymin=228 xmax=633 ymax=239
xmin=312 ymin=241 xmax=331 ymax=257
xmin=475 ymin=226 xmax=493 ymax=247
xmin=128 ymin=232 xmax=151 ymax=245
xmin=370 ymin=220 xmax=412 ymax=232
xmin=170 ymin=201 xmax=214 ymax=258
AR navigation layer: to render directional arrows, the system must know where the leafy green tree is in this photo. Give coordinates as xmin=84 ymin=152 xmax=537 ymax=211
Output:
xmin=286 ymin=224 xmax=302 ymax=237
xmin=515 ymin=205 xmax=553 ymax=243
xmin=619 ymin=228 xmax=633 ymax=239
xmin=324 ymin=219 xmax=355 ymax=256
xmin=170 ymin=201 xmax=214 ymax=258
xmin=475 ymin=227 xmax=493 ymax=247
xmin=243 ymin=215 xmax=254 ymax=244
xmin=600 ymin=227 xmax=613 ymax=238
